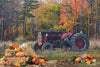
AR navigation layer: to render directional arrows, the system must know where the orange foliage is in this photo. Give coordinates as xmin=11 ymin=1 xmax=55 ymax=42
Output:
xmin=59 ymin=0 xmax=88 ymax=32
xmin=71 ymin=0 xmax=88 ymax=16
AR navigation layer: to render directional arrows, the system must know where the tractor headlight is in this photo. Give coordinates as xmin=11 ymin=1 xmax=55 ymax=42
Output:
xmin=46 ymin=33 xmax=48 ymax=36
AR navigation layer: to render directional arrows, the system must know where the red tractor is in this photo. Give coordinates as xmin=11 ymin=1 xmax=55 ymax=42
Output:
xmin=33 ymin=31 xmax=89 ymax=51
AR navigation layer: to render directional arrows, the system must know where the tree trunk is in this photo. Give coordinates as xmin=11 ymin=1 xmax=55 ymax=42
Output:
xmin=92 ymin=0 xmax=94 ymax=38
xmin=95 ymin=0 xmax=97 ymax=38
xmin=31 ymin=18 xmax=35 ymax=37
xmin=75 ymin=0 xmax=77 ymax=33
xmin=7 ymin=25 xmax=9 ymax=40
xmin=81 ymin=0 xmax=83 ymax=32
xmin=9 ymin=24 xmax=11 ymax=40
xmin=87 ymin=0 xmax=90 ymax=37
xmin=15 ymin=23 xmax=18 ymax=38
xmin=1 ymin=18 xmax=4 ymax=41
xmin=23 ymin=20 xmax=25 ymax=39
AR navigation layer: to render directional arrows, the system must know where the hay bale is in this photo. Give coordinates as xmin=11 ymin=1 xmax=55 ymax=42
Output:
xmin=21 ymin=46 xmax=35 ymax=56
xmin=5 ymin=49 xmax=14 ymax=54
xmin=7 ymin=57 xmax=25 ymax=65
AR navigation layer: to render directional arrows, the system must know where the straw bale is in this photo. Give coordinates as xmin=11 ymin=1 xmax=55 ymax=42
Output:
xmin=21 ymin=46 xmax=35 ymax=56
xmin=6 ymin=57 xmax=25 ymax=65
xmin=5 ymin=49 xmax=14 ymax=54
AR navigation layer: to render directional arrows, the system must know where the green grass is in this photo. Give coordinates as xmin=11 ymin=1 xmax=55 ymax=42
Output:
xmin=36 ymin=49 xmax=100 ymax=60
xmin=35 ymin=47 xmax=100 ymax=67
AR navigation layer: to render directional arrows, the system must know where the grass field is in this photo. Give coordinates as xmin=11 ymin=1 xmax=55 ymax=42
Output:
xmin=36 ymin=47 xmax=100 ymax=67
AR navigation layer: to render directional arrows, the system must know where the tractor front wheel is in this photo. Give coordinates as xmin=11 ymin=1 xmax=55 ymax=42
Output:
xmin=70 ymin=33 xmax=89 ymax=51
xmin=42 ymin=42 xmax=53 ymax=51
xmin=33 ymin=42 xmax=40 ymax=51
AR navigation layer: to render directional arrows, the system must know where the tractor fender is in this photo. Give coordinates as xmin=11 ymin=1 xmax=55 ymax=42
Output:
xmin=62 ymin=33 xmax=73 ymax=41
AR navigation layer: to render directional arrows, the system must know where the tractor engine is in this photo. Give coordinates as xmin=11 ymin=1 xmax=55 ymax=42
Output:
xmin=38 ymin=31 xmax=63 ymax=48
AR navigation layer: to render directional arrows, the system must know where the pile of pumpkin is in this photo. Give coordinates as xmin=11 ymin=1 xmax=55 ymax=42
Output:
xmin=0 ymin=44 xmax=47 ymax=67
xmin=15 ymin=55 xmax=47 ymax=67
xmin=71 ymin=54 xmax=96 ymax=64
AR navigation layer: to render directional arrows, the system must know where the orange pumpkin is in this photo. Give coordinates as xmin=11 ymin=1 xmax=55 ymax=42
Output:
xmin=39 ymin=59 xmax=46 ymax=64
xmin=32 ymin=54 xmax=36 ymax=58
xmin=14 ymin=48 xmax=20 ymax=52
xmin=16 ymin=45 xmax=19 ymax=48
xmin=32 ymin=58 xmax=38 ymax=63
xmin=13 ymin=46 xmax=16 ymax=49
xmin=35 ymin=59 xmax=39 ymax=65
xmin=16 ymin=52 xmax=25 ymax=57
xmin=15 ymin=62 xmax=20 ymax=67
xmin=86 ymin=61 xmax=91 ymax=64
xmin=87 ymin=55 xmax=92 ymax=60
xmin=0 ymin=60 xmax=5 ymax=65
xmin=13 ymin=45 xmax=19 ymax=49
xmin=25 ymin=57 xmax=29 ymax=62
xmin=10 ymin=44 xmax=14 ymax=47
xmin=5 ymin=60 xmax=12 ymax=66
xmin=19 ymin=60 xmax=24 ymax=64
xmin=85 ymin=58 xmax=89 ymax=62
xmin=5 ymin=54 xmax=8 ymax=58
xmin=75 ymin=57 xmax=82 ymax=63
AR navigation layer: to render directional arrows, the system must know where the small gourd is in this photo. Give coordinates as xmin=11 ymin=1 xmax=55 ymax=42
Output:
xmin=32 ymin=54 xmax=36 ymax=58
xmin=32 ymin=57 xmax=38 ymax=63
xmin=87 ymin=55 xmax=92 ymax=60
xmin=14 ymin=48 xmax=20 ymax=52
xmin=71 ymin=56 xmax=77 ymax=61
xmin=21 ymin=62 xmax=27 ymax=66
xmin=75 ymin=57 xmax=82 ymax=63
xmin=19 ymin=60 xmax=24 ymax=64
xmin=10 ymin=44 xmax=14 ymax=47
xmin=86 ymin=61 xmax=91 ymax=64
xmin=0 ymin=60 xmax=5 ymax=65
xmin=35 ymin=59 xmax=39 ymax=65
xmin=25 ymin=56 xmax=33 ymax=64
xmin=5 ymin=54 xmax=8 ymax=58
xmin=8 ymin=54 xmax=12 ymax=57
xmin=15 ymin=62 xmax=20 ymax=67
xmin=90 ymin=59 xmax=96 ymax=63
xmin=5 ymin=60 xmax=12 ymax=66
xmin=81 ymin=54 xmax=87 ymax=59
xmin=85 ymin=58 xmax=89 ymax=62
xmin=12 ymin=51 xmax=16 ymax=57
xmin=81 ymin=59 xmax=86 ymax=63
xmin=13 ymin=45 xmax=19 ymax=49
xmin=39 ymin=59 xmax=46 ymax=64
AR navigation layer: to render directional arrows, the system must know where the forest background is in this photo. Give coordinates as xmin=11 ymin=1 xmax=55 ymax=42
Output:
xmin=0 ymin=0 xmax=100 ymax=41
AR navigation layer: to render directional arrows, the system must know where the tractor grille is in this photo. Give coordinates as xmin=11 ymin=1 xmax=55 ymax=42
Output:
xmin=38 ymin=32 xmax=42 ymax=42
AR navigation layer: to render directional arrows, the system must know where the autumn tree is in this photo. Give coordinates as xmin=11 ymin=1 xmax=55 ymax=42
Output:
xmin=59 ymin=0 xmax=88 ymax=33
xmin=20 ymin=0 xmax=39 ymax=39
xmin=34 ymin=3 xmax=62 ymax=32
xmin=0 ymin=0 xmax=20 ymax=41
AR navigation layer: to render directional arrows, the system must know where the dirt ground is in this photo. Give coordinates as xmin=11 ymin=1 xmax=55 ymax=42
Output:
xmin=0 ymin=60 xmax=75 ymax=67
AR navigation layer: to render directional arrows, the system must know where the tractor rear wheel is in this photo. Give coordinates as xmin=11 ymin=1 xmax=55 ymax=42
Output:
xmin=70 ymin=33 xmax=89 ymax=51
xmin=42 ymin=42 xmax=53 ymax=51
